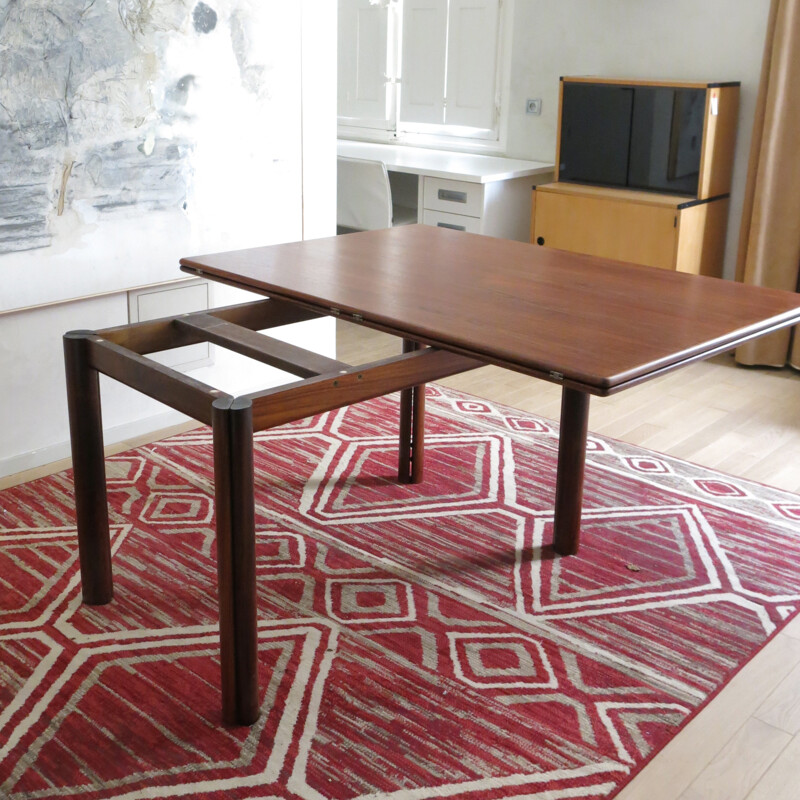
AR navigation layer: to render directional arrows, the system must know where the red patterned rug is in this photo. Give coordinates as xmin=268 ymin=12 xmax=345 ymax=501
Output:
xmin=2 ymin=385 xmax=800 ymax=799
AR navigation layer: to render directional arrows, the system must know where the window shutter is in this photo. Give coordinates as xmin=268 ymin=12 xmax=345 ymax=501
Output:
xmin=399 ymin=0 xmax=447 ymax=125
xmin=338 ymin=0 xmax=391 ymax=127
xmin=444 ymin=0 xmax=500 ymax=129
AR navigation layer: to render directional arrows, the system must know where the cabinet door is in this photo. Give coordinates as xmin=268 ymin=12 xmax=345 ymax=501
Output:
xmin=445 ymin=0 xmax=500 ymax=129
xmin=338 ymin=0 xmax=392 ymax=128
xmin=400 ymin=0 xmax=448 ymax=125
xmin=674 ymin=197 xmax=728 ymax=277
xmin=533 ymin=191 xmax=678 ymax=270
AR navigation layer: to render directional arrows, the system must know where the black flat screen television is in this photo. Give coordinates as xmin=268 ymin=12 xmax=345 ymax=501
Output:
xmin=558 ymin=81 xmax=707 ymax=196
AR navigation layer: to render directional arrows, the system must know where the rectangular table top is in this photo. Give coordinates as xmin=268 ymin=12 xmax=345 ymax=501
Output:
xmin=180 ymin=225 xmax=800 ymax=395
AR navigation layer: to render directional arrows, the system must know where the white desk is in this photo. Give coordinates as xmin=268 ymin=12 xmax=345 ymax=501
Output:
xmin=337 ymin=140 xmax=553 ymax=241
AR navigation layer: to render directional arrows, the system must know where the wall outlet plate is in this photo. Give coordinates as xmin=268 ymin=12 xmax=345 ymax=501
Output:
xmin=526 ymin=98 xmax=542 ymax=115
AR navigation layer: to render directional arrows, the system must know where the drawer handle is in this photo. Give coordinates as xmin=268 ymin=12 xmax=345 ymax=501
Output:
xmin=437 ymin=222 xmax=466 ymax=231
xmin=438 ymin=189 xmax=468 ymax=204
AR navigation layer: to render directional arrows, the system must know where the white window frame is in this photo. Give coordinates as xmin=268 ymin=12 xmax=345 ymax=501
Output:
xmin=337 ymin=0 xmax=513 ymax=154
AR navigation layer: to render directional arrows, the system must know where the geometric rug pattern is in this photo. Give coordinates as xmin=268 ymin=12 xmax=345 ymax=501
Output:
xmin=2 ymin=385 xmax=800 ymax=799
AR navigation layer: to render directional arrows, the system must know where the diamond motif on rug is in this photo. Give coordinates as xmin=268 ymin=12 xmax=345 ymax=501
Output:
xmin=2 ymin=624 xmax=335 ymax=798
xmin=624 ymin=456 xmax=673 ymax=475
xmin=302 ymin=433 xmax=510 ymax=522
xmin=453 ymin=399 xmax=497 ymax=415
xmin=139 ymin=491 xmax=214 ymax=525
xmin=325 ymin=578 xmax=416 ymax=623
xmin=0 ymin=527 xmax=81 ymax=619
xmin=105 ymin=456 xmax=147 ymax=484
xmin=597 ymin=702 xmax=691 ymax=764
xmin=449 ymin=632 xmax=558 ymax=689
xmin=1 ymin=387 xmax=799 ymax=800
xmin=694 ymin=478 xmax=749 ymax=498
xmin=257 ymin=531 xmax=306 ymax=570
xmin=504 ymin=415 xmax=554 ymax=435
xmin=525 ymin=505 xmax=721 ymax=613
xmin=775 ymin=503 xmax=800 ymax=521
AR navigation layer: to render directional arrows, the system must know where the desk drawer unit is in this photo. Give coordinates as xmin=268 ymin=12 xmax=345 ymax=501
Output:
xmin=423 ymin=177 xmax=484 ymax=217
xmin=422 ymin=209 xmax=482 ymax=233
xmin=422 ymin=176 xmax=484 ymax=233
xmin=337 ymin=139 xmax=554 ymax=241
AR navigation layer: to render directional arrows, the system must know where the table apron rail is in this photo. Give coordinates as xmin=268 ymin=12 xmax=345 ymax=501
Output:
xmin=246 ymin=348 xmax=483 ymax=431
xmin=96 ymin=298 xmax=322 ymax=355
xmin=173 ymin=314 xmax=349 ymax=378
xmin=85 ymin=336 xmax=228 ymax=425
xmin=68 ymin=319 xmax=483 ymax=433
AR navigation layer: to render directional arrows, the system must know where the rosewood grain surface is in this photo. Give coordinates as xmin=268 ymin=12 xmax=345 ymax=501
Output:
xmin=245 ymin=347 xmax=479 ymax=431
xmin=212 ymin=396 xmax=259 ymax=725
xmin=180 ymin=226 xmax=800 ymax=395
xmin=63 ymin=332 xmax=113 ymax=605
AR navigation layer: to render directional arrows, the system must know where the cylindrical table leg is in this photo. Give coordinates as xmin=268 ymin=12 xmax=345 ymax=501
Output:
xmin=398 ymin=339 xmax=426 ymax=484
xmin=553 ymin=387 xmax=590 ymax=556
xmin=411 ymin=382 xmax=425 ymax=483
xmin=399 ymin=391 xmax=412 ymax=484
xmin=63 ymin=331 xmax=113 ymax=605
xmin=212 ymin=397 xmax=259 ymax=726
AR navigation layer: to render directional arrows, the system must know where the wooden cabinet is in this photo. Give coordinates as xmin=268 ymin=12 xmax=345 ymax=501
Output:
xmin=532 ymin=183 xmax=729 ymax=275
xmin=532 ymin=78 xmax=739 ymax=277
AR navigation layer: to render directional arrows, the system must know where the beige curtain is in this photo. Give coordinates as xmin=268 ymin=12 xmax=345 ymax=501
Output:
xmin=735 ymin=0 xmax=800 ymax=369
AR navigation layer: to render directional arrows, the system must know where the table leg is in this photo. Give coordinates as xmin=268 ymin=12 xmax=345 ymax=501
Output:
xmin=411 ymin=382 xmax=426 ymax=483
xmin=398 ymin=340 xmax=426 ymax=484
xmin=212 ymin=397 xmax=259 ymax=725
xmin=553 ymin=387 xmax=590 ymax=556
xmin=63 ymin=331 xmax=113 ymax=605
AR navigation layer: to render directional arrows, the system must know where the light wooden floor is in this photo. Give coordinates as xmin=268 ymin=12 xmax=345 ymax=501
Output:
xmin=337 ymin=321 xmax=800 ymax=800
xmin=2 ymin=320 xmax=799 ymax=798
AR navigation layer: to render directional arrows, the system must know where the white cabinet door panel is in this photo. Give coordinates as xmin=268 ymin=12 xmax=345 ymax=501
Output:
xmin=445 ymin=0 xmax=499 ymax=129
xmin=400 ymin=0 xmax=447 ymax=125
xmin=338 ymin=0 xmax=389 ymax=125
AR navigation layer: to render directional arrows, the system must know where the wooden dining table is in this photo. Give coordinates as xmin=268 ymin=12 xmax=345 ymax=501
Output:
xmin=64 ymin=225 xmax=800 ymax=725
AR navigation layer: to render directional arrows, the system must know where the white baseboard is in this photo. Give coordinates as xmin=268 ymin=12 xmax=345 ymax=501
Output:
xmin=0 ymin=409 xmax=191 ymax=480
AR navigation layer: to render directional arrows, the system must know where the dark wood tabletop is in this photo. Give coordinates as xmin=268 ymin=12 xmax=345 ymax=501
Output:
xmin=180 ymin=225 xmax=800 ymax=396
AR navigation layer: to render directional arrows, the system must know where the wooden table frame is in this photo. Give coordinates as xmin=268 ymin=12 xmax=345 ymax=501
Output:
xmin=64 ymin=226 xmax=800 ymax=727
xmin=64 ymin=297 xmax=482 ymax=725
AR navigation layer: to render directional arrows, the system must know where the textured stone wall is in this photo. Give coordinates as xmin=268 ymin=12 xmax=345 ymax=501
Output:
xmin=0 ymin=0 xmax=269 ymax=256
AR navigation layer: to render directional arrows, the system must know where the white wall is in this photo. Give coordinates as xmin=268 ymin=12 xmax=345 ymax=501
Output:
xmin=505 ymin=0 xmax=771 ymax=279
xmin=0 ymin=0 xmax=337 ymax=478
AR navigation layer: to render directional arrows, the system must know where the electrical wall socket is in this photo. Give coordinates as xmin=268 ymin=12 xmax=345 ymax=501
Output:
xmin=526 ymin=98 xmax=542 ymax=115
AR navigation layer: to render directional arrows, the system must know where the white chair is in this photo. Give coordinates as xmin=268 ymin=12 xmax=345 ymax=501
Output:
xmin=337 ymin=156 xmax=417 ymax=232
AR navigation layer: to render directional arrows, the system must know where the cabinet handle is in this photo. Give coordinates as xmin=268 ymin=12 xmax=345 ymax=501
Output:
xmin=438 ymin=189 xmax=468 ymax=204
xmin=536 ymin=236 xmax=545 ymax=245
xmin=437 ymin=222 xmax=466 ymax=231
